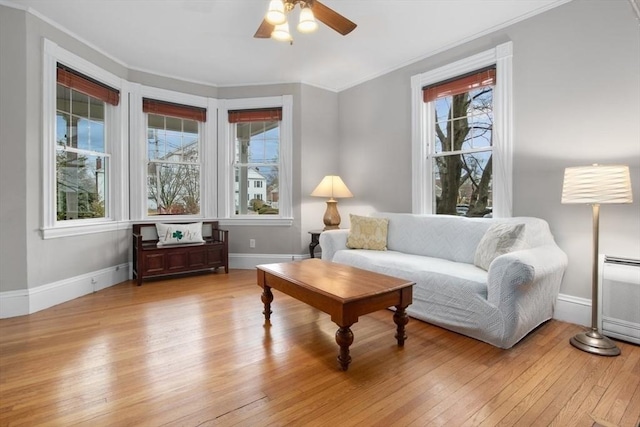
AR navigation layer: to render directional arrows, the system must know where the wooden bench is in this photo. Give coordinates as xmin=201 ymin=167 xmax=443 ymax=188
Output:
xmin=132 ymin=221 xmax=228 ymax=286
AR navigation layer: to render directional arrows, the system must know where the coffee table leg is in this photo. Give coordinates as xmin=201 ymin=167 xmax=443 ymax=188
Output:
xmin=261 ymin=286 xmax=273 ymax=323
xmin=394 ymin=305 xmax=409 ymax=346
xmin=335 ymin=326 xmax=354 ymax=371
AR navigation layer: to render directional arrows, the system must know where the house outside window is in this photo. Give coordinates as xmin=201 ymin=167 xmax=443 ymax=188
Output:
xmin=56 ymin=70 xmax=113 ymax=220
xmin=144 ymin=99 xmax=205 ymax=216
xmin=222 ymin=96 xmax=293 ymax=221
xmin=411 ymin=42 xmax=513 ymax=218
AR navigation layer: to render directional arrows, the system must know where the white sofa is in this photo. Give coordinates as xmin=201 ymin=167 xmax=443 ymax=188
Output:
xmin=319 ymin=213 xmax=568 ymax=349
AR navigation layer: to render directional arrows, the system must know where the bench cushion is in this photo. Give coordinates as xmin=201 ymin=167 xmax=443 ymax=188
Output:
xmin=156 ymin=222 xmax=204 ymax=246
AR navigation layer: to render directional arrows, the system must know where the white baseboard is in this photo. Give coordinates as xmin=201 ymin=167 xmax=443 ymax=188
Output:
xmin=0 ymin=263 xmax=129 ymax=319
xmin=553 ymin=293 xmax=591 ymax=327
xmin=229 ymin=253 xmax=308 ymax=270
xmin=0 ymin=254 xmax=306 ymax=318
xmin=1 ymin=258 xmax=589 ymax=327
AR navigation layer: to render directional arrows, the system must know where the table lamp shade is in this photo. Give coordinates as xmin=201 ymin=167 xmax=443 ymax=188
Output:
xmin=562 ymin=164 xmax=633 ymax=204
xmin=311 ymin=175 xmax=353 ymax=200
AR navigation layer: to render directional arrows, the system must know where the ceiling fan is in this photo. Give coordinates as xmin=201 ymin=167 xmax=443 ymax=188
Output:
xmin=254 ymin=0 xmax=357 ymax=42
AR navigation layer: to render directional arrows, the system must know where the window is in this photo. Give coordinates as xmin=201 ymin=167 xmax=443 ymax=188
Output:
xmin=425 ymin=67 xmax=495 ymax=217
xmin=43 ymin=40 xmax=126 ymax=238
xmin=221 ymin=96 xmax=293 ymax=223
xmin=144 ymin=99 xmax=206 ymax=216
xmin=230 ymin=107 xmax=281 ymax=215
xmin=411 ymin=42 xmax=513 ymax=218
xmin=56 ymin=66 xmax=117 ymax=220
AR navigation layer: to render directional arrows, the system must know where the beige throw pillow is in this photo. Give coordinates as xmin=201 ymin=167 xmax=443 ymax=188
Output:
xmin=156 ymin=222 xmax=205 ymax=246
xmin=474 ymin=223 xmax=526 ymax=271
xmin=346 ymin=214 xmax=389 ymax=251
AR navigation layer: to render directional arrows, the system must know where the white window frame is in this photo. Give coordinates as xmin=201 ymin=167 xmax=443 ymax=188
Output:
xmin=411 ymin=41 xmax=513 ymax=218
xmin=42 ymin=39 xmax=129 ymax=239
xmin=218 ymin=96 xmax=293 ymax=226
xmin=129 ymin=85 xmax=217 ymax=221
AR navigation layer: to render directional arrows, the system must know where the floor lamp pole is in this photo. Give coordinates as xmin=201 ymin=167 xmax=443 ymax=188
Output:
xmin=569 ymin=203 xmax=621 ymax=356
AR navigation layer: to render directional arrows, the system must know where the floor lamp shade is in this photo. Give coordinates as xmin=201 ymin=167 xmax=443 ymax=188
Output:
xmin=562 ymin=164 xmax=633 ymax=356
xmin=311 ymin=175 xmax=353 ymax=230
xmin=562 ymin=164 xmax=633 ymax=204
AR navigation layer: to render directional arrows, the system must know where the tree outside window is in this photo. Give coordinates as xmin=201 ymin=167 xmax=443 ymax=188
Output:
xmin=146 ymin=114 xmax=201 ymax=215
xmin=426 ymin=68 xmax=495 ymax=217
xmin=230 ymin=108 xmax=282 ymax=216
xmin=56 ymin=84 xmax=108 ymax=220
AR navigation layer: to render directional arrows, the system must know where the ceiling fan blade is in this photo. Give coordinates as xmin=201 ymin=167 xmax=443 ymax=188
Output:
xmin=254 ymin=19 xmax=274 ymax=38
xmin=312 ymin=0 xmax=357 ymax=36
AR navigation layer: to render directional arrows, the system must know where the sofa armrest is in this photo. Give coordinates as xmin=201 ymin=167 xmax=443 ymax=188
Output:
xmin=487 ymin=244 xmax=568 ymax=312
xmin=319 ymin=229 xmax=350 ymax=260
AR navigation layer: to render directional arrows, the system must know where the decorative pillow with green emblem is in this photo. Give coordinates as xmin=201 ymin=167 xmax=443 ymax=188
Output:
xmin=156 ymin=222 xmax=205 ymax=246
xmin=346 ymin=214 xmax=389 ymax=251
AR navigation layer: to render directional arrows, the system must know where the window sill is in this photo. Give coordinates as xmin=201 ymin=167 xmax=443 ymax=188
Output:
xmin=41 ymin=220 xmax=131 ymax=239
xmin=218 ymin=217 xmax=294 ymax=227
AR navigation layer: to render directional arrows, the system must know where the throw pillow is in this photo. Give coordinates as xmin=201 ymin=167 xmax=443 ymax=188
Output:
xmin=474 ymin=223 xmax=526 ymax=271
xmin=156 ymin=222 xmax=205 ymax=246
xmin=346 ymin=214 xmax=389 ymax=251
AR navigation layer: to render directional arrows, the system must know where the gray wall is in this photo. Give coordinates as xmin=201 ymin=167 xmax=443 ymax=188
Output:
xmin=0 ymin=7 xmax=28 ymax=292
xmin=337 ymin=0 xmax=640 ymax=299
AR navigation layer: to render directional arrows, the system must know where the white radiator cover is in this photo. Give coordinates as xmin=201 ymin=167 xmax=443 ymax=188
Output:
xmin=599 ymin=255 xmax=640 ymax=345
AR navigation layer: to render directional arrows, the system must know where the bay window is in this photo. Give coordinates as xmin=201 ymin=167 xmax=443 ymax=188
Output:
xmin=143 ymin=99 xmax=206 ymax=216
xmin=43 ymin=40 xmax=126 ymax=238
xmin=220 ymin=96 xmax=293 ymax=223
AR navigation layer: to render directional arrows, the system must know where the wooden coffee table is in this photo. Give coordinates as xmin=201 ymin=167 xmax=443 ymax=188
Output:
xmin=257 ymin=258 xmax=414 ymax=371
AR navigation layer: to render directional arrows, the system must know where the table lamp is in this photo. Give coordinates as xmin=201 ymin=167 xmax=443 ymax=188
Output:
xmin=562 ymin=163 xmax=633 ymax=356
xmin=311 ymin=175 xmax=353 ymax=230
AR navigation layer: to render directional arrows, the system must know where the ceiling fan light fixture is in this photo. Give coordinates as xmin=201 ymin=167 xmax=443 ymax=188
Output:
xmin=266 ymin=0 xmax=286 ymax=25
xmin=271 ymin=21 xmax=292 ymax=42
xmin=297 ymin=6 xmax=318 ymax=33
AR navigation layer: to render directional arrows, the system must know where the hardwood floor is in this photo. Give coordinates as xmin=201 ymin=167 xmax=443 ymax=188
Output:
xmin=1 ymin=269 xmax=639 ymax=426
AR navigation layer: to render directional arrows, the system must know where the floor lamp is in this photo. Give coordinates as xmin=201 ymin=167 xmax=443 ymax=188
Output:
xmin=561 ymin=164 xmax=633 ymax=356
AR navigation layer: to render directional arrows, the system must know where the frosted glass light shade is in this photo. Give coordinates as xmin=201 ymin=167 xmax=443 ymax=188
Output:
xmin=311 ymin=175 xmax=353 ymax=200
xmin=562 ymin=164 xmax=633 ymax=204
xmin=266 ymin=0 xmax=286 ymax=25
xmin=297 ymin=6 xmax=318 ymax=33
xmin=271 ymin=21 xmax=292 ymax=42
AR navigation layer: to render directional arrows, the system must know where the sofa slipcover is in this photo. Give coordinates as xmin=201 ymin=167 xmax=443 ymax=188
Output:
xmin=320 ymin=213 xmax=568 ymax=349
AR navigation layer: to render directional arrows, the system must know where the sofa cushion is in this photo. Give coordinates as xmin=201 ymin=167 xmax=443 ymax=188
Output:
xmin=346 ymin=214 xmax=389 ymax=251
xmin=156 ymin=222 xmax=204 ymax=246
xmin=333 ymin=249 xmax=488 ymax=298
xmin=371 ymin=213 xmax=491 ymax=263
xmin=474 ymin=223 xmax=526 ymax=270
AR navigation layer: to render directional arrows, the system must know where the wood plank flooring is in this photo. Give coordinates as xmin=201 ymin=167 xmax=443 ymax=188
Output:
xmin=1 ymin=270 xmax=639 ymax=426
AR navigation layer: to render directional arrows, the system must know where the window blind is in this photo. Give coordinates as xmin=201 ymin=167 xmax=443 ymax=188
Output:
xmin=56 ymin=64 xmax=120 ymax=106
xmin=423 ymin=67 xmax=496 ymax=103
xmin=228 ymin=108 xmax=282 ymax=123
xmin=142 ymin=98 xmax=207 ymax=122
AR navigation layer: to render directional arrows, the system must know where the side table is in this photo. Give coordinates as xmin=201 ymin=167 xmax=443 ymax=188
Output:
xmin=308 ymin=230 xmax=322 ymax=258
